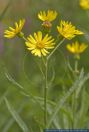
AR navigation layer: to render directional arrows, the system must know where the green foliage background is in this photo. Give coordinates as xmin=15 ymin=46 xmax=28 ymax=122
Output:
xmin=0 ymin=0 xmax=89 ymax=131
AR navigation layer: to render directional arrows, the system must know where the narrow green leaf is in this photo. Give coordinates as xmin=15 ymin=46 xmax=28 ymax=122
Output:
xmin=4 ymin=97 xmax=29 ymax=132
xmin=2 ymin=98 xmax=30 ymax=132
xmin=0 ymin=91 xmax=9 ymax=106
xmin=5 ymin=71 xmax=55 ymax=107
xmin=47 ymin=69 xmax=89 ymax=128
xmin=5 ymin=72 xmax=24 ymax=90
xmin=47 ymin=107 xmax=61 ymax=129
xmin=60 ymin=107 xmax=73 ymax=127
xmin=75 ymin=88 xmax=89 ymax=128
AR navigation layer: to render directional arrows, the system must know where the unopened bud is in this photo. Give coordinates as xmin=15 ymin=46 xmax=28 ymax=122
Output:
xmin=18 ymin=32 xmax=24 ymax=38
xmin=42 ymin=21 xmax=52 ymax=29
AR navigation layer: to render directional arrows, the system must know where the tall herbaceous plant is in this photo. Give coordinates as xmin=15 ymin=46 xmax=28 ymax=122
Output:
xmin=4 ymin=8 xmax=89 ymax=131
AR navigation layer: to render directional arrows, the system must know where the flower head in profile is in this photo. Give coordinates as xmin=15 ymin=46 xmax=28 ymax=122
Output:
xmin=57 ymin=20 xmax=84 ymax=40
xmin=80 ymin=0 xmax=89 ymax=10
xmin=38 ymin=10 xmax=57 ymax=28
xmin=4 ymin=19 xmax=25 ymax=39
xmin=25 ymin=31 xmax=55 ymax=57
xmin=66 ymin=41 xmax=88 ymax=59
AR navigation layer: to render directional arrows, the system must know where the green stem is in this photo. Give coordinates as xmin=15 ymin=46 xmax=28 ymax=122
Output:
xmin=18 ymin=32 xmax=27 ymax=41
xmin=72 ymin=60 xmax=79 ymax=128
xmin=43 ymin=38 xmax=65 ymax=128
xmin=72 ymin=92 xmax=75 ymax=128
xmin=47 ymin=38 xmax=65 ymax=60
xmin=22 ymin=36 xmax=27 ymax=41
xmin=43 ymin=38 xmax=65 ymax=129
xmin=44 ymin=58 xmax=48 ymax=129
xmin=75 ymin=60 xmax=78 ymax=73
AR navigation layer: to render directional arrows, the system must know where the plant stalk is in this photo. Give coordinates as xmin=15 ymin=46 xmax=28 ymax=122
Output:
xmin=44 ymin=38 xmax=65 ymax=129
xmin=44 ymin=58 xmax=48 ymax=129
xmin=47 ymin=38 xmax=65 ymax=60
xmin=72 ymin=59 xmax=78 ymax=128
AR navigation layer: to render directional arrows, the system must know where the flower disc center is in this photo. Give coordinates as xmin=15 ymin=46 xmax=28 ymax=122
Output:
xmin=36 ymin=41 xmax=44 ymax=49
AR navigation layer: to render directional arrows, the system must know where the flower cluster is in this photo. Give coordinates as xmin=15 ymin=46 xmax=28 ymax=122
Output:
xmin=4 ymin=10 xmax=85 ymax=58
xmin=3 ymin=9 xmax=89 ymax=131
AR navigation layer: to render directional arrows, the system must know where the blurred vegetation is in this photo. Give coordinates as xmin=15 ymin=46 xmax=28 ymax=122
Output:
xmin=0 ymin=0 xmax=89 ymax=131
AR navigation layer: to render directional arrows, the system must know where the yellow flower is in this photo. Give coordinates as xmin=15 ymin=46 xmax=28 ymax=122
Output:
xmin=66 ymin=41 xmax=88 ymax=59
xmin=80 ymin=0 xmax=89 ymax=10
xmin=4 ymin=19 xmax=25 ymax=38
xmin=25 ymin=31 xmax=55 ymax=57
xmin=57 ymin=20 xmax=84 ymax=40
xmin=38 ymin=10 xmax=57 ymax=28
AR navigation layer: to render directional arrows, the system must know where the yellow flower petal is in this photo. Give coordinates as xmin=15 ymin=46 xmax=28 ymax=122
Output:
xmin=66 ymin=41 xmax=88 ymax=55
xmin=25 ymin=31 xmax=55 ymax=57
xmin=57 ymin=20 xmax=84 ymax=40
xmin=80 ymin=0 xmax=89 ymax=9
xmin=4 ymin=19 xmax=25 ymax=39
xmin=38 ymin=10 xmax=57 ymax=22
